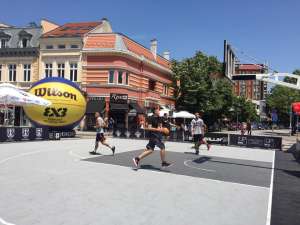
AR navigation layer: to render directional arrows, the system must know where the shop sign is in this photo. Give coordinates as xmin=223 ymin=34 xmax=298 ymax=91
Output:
xmin=110 ymin=93 xmax=128 ymax=104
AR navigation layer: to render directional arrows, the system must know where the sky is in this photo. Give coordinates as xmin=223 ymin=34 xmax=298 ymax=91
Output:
xmin=1 ymin=0 xmax=300 ymax=73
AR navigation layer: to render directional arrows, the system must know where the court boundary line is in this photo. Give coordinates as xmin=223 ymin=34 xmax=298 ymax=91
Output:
xmin=266 ymin=150 xmax=275 ymax=225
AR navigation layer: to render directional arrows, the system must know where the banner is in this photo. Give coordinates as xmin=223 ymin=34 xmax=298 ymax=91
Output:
xmin=0 ymin=127 xmax=49 ymax=142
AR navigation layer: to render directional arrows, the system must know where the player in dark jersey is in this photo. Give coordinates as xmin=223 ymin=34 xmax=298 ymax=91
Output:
xmin=132 ymin=108 xmax=173 ymax=169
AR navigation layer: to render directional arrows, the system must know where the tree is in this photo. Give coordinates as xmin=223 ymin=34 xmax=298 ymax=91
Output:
xmin=172 ymin=51 xmax=258 ymax=126
xmin=266 ymin=85 xmax=300 ymax=125
xmin=266 ymin=69 xmax=300 ymax=125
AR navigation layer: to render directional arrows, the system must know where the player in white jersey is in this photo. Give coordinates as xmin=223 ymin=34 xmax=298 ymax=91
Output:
xmin=191 ymin=111 xmax=211 ymax=155
xmin=89 ymin=112 xmax=115 ymax=155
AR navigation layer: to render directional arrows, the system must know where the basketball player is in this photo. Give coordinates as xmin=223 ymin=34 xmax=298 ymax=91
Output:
xmin=132 ymin=108 xmax=173 ymax=168
xmin=89 ymin=112 xmax=115 ymax=155
xmin=191 ymin=111 xmax=211 ymax=155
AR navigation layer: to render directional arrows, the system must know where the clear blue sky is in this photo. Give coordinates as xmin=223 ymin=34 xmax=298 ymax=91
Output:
xmin=1 ymin=0 xmax=300 ymax=73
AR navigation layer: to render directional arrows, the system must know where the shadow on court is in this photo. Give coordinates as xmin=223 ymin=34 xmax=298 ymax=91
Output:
xmin=83 ymin=149 xmax=272 ymax=187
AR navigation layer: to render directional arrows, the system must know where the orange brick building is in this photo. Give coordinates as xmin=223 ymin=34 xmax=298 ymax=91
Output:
xmin=234 ymin=64 xmax=267 ymax=100
xmin=81 ymin=32 xmax=175 ymax=130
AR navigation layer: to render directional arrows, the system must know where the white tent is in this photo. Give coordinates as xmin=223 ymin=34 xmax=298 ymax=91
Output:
xmin=173 ymin=111 xmax=195 ymax=119
xmin=0 ymin=83 xmax=51 ymax=107
xmin=0 ymin=83 xmax=51 ymax=125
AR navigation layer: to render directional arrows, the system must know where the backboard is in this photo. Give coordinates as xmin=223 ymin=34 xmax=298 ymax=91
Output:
xmin=223 ymin=40 xmax=236 ymax=80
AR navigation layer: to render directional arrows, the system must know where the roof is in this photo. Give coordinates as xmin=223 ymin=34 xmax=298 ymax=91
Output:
xmin=42 ymin=21 xmax=102 ymax=38
xmin=84 ymin=35 xmax=116 ymax=49
xmin=0 ymin=27 xmax=42 ymax=48
xmin=83 ymin=33 xmax=171 ymax=70
xmin=237 ymin=64 xmax=265 ymax=71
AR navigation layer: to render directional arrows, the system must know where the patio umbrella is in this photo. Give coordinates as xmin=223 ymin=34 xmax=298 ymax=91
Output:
xmin=0 ymin=83 xmax=51 ymax=107
xmin=173 ymin=111 xmax=195 ymax=119
xmin=0 ymin=83 xmax=51 ymax=125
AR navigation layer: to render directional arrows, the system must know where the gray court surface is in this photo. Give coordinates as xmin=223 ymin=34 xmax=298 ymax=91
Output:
xmin=85 ymin=150 xmax=272 ymax=187
xmin=0 ymin=138 xmax=274 ymax=225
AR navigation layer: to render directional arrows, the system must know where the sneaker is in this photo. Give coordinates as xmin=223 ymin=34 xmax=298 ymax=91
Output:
xmin=89 ymin=151 xmax=96 ymax=155
xmin=132 ymin=157 xmax=140 ymax=167
xmin=207 ymin=144 xmax=211 ymax=151
xmin=161 ymin=161 xmax=173 ymax=168
xmin=112 ymin=146 xmax=115 ymax=155
xmin=195 ymin=150 xmax=199 ymax=155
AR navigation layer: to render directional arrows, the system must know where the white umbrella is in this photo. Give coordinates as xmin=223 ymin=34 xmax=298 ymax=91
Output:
xmin=0 ymin=83 xmax=51 ymax=106
xmin=0 ymin=83 xmax=51 ymax=125
xmin=173 ymin=111 xmax=195 ymax=119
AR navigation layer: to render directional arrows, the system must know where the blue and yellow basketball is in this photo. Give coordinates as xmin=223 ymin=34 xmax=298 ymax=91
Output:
xmin=23 ymin=77 xmax=86 ymax=129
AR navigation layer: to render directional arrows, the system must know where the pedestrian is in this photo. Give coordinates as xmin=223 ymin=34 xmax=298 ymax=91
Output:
xmin=89 ymin=112 xmax=115 ymax=155
xmin=108 ymin=117 xmax=114 ymax=133
xmin=246 ymin=120 xmax=252 ymax=135
xmin=132 ymin=108 xmax=173 ymax=169
xmin=191 ymin=111 xmax=211 ymax=155
xmin=241 ymin=122 xmax=246 ymax=135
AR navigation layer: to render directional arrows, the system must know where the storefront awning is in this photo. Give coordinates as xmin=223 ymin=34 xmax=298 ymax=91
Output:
xmin=129 ymin=102 xmax=145 ymax=114
xmin=110 ymin=103 xmax=129 ymax=111
xmin=86 ymin=100 xmax=105 ymax=113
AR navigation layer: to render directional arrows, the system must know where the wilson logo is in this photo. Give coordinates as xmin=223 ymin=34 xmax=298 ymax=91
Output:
xmin=44 ymin=107 xmax=68 ymax=117
xmin=35 ymin=88 xmax=77 ymax=101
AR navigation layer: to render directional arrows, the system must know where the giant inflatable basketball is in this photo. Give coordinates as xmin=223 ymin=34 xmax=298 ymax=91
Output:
xmin=23 ymin=77 xmax=86 ymax=130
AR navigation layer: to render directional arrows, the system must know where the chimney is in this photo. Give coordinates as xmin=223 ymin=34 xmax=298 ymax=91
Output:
xmin=150 ymin=39 xmax=157 ymax=59
xmin=163 ymin=51 xmax=170 ymax=60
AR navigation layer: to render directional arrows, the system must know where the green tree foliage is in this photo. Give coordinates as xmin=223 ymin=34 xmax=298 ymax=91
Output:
xmin=266 ymin=70 xmax=300 ymax=125
xmin=231 ymin=96 xmax=259 ymax=122
xmin=172 ymin=51 xmax=258 ymax=126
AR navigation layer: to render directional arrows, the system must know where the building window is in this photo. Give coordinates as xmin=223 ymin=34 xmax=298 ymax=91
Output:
xmin=45 ymin=63 xmax=53 ymax=78
xmin=21 ymin=38 xmax=28 ymax=48
xmin=163 ymin=84 xmax=168 ymax=95
xmin=70 ymin=44 xmax=79 ymax=49
xmin=125 ymin=72 xmax=129 ymax=85
xmin=9 ymin=64 xmax=16 ymax=82
xmin=108 ymin=70 xmax=129 ymax=85
xmin=58 ymin=44 xmax=66 ymax=49
xmin=109 ymin=70 xmax=114 ymax=83
xmin=0 ymin=65 xmax=2 ymax=81
xmin=118 ymin=71 xmax=123 ymax=84
xmin=46 ymin=45 xmax=53 ymax=49
xmin=57 ymin=63 xmax=65 ymax=78
xmin=23 ymin=64 xmax=31 ymax=81
xmin=70 ymin=63 xmax=78 ymax=81
xmin=0 ymin=39 xmax=7 ymax=48
xmin=149 ymin=80 xmax=156 ymax=91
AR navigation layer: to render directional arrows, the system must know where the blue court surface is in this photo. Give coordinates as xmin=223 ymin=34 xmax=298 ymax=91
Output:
xmin=0 ymin=138 xmax=288 ymax=225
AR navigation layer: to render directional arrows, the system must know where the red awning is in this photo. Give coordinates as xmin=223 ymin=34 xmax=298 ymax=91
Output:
xmin=292 ymin=102 xmax=300 ymax=115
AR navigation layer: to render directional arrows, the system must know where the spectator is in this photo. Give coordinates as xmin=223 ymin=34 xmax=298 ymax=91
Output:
xmin=108 ymin=117 xmax=115 ymax=133
xmin=246 ymin=120 xmax=252 ymax=135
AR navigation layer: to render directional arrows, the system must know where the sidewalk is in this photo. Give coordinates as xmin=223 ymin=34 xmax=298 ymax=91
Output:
xmin=76 ymin=130 xmax=112 ymax=139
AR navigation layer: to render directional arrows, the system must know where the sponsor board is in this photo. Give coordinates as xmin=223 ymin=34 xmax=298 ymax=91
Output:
xmin=0 ymin=127 xmax=49 ymax=142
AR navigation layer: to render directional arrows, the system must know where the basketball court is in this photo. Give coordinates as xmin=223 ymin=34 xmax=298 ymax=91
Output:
xmin=0 ymin=138 xmax=275 ymax=225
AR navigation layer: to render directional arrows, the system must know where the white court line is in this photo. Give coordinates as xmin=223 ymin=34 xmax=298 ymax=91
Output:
xmin=68 ymin=150 xmax=106 ymax=161
xmin=184 ymin=160 xmax=216 ymax=172
xmin=0 ymin=150 xmax=47 ymax=166
xmin=0 ymin=217 xmax=16 ymax=225
xmin=266 ymin=150 xmax=276 ymax=225
xmin=69 ymin=150 xmax=86 ymax=160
